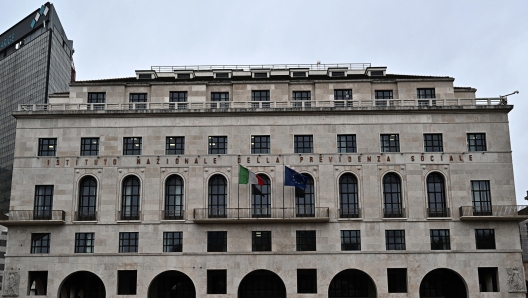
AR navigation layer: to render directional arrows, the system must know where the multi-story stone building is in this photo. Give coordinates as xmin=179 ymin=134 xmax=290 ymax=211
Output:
xmin=1 ymin=63 xmax=526 ymax=297
xmin=0 ymin=2 xmax=74 ymax=213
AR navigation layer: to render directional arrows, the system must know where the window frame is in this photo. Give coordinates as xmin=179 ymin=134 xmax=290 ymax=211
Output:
xmin=123 ymin=137 xmax=142 ymax=155
xmin=121 ymin=176 xmax=141 ymax=220
xmin=74 ymin=232 xmax=95 ymax=253
xmin=251 ymin=90 xmax=270 ymax=108
xmin=380 ymin=134 xmax=400 ymax=152
xmin=78 ymin=176 xmax=97 ymax=221
xmin=119 ymin=232 xmax=139 ymax=253
xmin=38 ymin=138 xmax=57 ymax=156
xmin=475 ymin=229 xmax=496 ymax=249
xmin=117 ymin=270 xmax=138 ymax=295
xmin=210 ymin=92 xmax=230 ymax=109
xmin=339 ymin=173 xmax=359 ymax=218
xmin=251 ymin=174 xmax=271 ymax=218
xmin=31 ymin=233 xmax=50 ymax=254
xmin=385 ymin=230 xmax=406 ymax=250
xmin=430 ymin=229 xmax=450 ymax=250
xmin=337 ymin=134 xmax=357 ymax=153
xmin=34 ymin=185 xmax=53 ymax=220
xmin=375 ymin=90 xmax=394 ymax=106
xmin=467 ymin=133 xmax=487 ymax=152
xmin=426 ymin=173 xmax=447 ymax=217
xmin=164 ymin=175 xmax=184 ymax=220
xmin=295 ymin=174 xmax=315 ymax=217
xmin=252 ymin=231 xmax=272 ymax=252
xmin=387 ymin=268 xmax=408 ymax=293
xmin=207 ymin=270 xmax=227 ymax=294
xmin=163 ymin=231 xmax=183 ymax=252
xmin=297 ymin=269 xmax=317 ymax=294
xmin=80 ymin=137 xmax=100 ymax=156
xmin=383 ymin=174 xmax=403 ymax=218
xmin=294 ymin=135 xmax=313 ymax=153
xmin=208 ymin=175 xmax=227 ymax=218
xmin=292 ymin=91 xmax=311 ymax=107
xmin=341 ymin=230 xmax=361 ymax=251
xmin=296 ymin=230 xmax=316 ymax=251
xmin=87 ymin=92 xmax=106 ymax=110
xmin=471 ymin=180 xmax=492 ymax=216
xmin=251 ymin=135 xmax=270 ymax=154
xmin=208 ymin=136 xmax=228 ymax=154
xmin=334 ymin=89 xmax=353 ymax=107
xmin=165 ymin=136 xmax=185 ymax=155
xmin=423 ymin=134 xmax=443 ymax=152
xmin=169 ymin=91 xmax=188 ymax=109
xmin=129 ymin=93 xmax=148 ymax=109
xmin=207 ymin=231 xmax=227 ymax=252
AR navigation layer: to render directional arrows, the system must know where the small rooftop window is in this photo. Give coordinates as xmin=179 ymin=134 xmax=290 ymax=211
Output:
xmin=254 ymin=72 xmax=268 ymax=78
xmin=331 ymin=71 xmax=345 ymax=77
xmin=138 ymin=74 xmax=152 ymax=79
xmin=292 ymin=71 xmax=307 ymax=77
xmin=177 ymin=73 xmax=191 ymax=79
xmin=370 ymin=71 xmax=384 ymax=76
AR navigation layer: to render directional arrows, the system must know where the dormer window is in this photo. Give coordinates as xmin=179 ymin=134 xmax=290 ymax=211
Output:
xmin=135 ymin=70 xmax=157 ymax=80
xmin=214 ymin=71 xmax=232 ymax=79
xmin=371 ymin=71 xmax=384 ymax=76
xmin=291 ymin=71 xmax=307 ymax=78
xmin=253 ymin=72 xmax=269 ymax=78
xmin=177 ymin=73 xmax=191 ymax=79
xmin=365 ymin=67 xmax=387 ymax=77
xmin=331 ymin=71 xmax=345 ymax=77
xmin=138 ymin=74 xmax=152 ymax=79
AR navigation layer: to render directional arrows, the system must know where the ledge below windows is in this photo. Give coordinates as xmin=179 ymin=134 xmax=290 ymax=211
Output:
xmin=0 ymin=210 xmax=65 ymax=226
xmin=459 ymin=205 xmax=528 ymax=221
xmin=193 ymin=208 xmax=329 ymax=223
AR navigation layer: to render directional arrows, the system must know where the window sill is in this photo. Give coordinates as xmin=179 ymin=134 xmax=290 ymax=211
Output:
xmin=337 ymin=217 xmax=363 ymax=221
xmin=72 ymin=220 xmax=98 ymax=224
xmin=116 ymin=220 xmax=141 ymax=224
xmin=382 ymin=218 xmax=408 ymax=221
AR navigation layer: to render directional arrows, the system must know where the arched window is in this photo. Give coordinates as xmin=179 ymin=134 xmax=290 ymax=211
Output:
xmin=252 ymin=174 xmax=271 ymax=218
xmin=164 ymin=175 xmax=184 ymax=220
xmin=121 ymin=176 xmax=140 ymax=220
xmin=78 ymin=176 xmax=97 ymax=221
xmin=339 ymin=173 xmax=359 ymax=218
xmin=427 ymin=173 xmax=447 ymax=217
xmin=383 ymin=173 xmax=403 ymax=218
xmin=296 ymin=174 xmax=315 ymax=217
xmin=209 ymin=175 xmax=227 ymax=218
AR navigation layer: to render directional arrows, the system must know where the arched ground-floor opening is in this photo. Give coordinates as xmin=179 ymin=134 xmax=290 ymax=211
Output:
xmin=419 ymin=268 xmax=467 ymax=298
xmin=328 ymin=269 xmax=377 ymax=298
xmin=148 ymin=270 xmax=195 ymax=298
xmin=238 ymin=269 xmax=286 ymax=298
xmin=58 ymin=271 xmax=105 ymax=298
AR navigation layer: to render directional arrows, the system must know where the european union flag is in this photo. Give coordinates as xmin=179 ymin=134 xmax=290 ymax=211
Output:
xmin=284 ymin=166 xmax=307 ymax=189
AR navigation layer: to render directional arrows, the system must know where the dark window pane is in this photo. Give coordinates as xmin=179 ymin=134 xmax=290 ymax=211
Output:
xmin=380 ymin=134 xmax=399 ymax=152
xmin=294 ymin=135 xmax=313 ymax=153
xmin=252 ymin=231 xmax=271 ymax=251
xmin=38 ymin=138 xmax=57 ymax=156
xmin=166 ymin=137 xmax=185 ymax=155
xmin=296 ymin=230 xmax=316 ymax=251
xmin=337 ymin=134 xmax=356 ymax=153
xmin=123 ymin=137 xmax=142 ymax=155
xmin=467 ymin=133 xmax=487 ymax=151
xmin=119 ymin=232 xmax=139 ymax=253
xmin=207 ymin=231 xmax=227 ymax=252
xmin=163 ymin=232 xmax=183 ymax=252
xmin=341 ymin=230 xmax=361 ymax=251
xmin=75 ymin=233 xmax=94 ymax=253
xmin=209 ymin=136 xmax=227 ymax=154
xmin=423 ymin=134 xmax=443 ymax=152
xmin=385 ymin=230 xmax=405 ymax=250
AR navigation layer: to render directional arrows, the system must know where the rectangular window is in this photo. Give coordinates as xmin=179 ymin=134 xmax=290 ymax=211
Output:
xmin=475 ymin=229 xmax=495 ymax=249
xmin=34 ymin=185 xmax=53 ymax=220
xmin=166 ymin=137 xmax=185 ymax=155
xmin=375 ymin=90 xmax=393 ymax=106
xmin=88 ymin=92 xmax=105 ymax=110
xmin=252 ymin=231 xmax=271 ymax=252
xmin=418 ymin=88 xmax=436 ymax=98
xmin=28 ymin=271 xmax=48 ymax=295
xmin=430 ymin=229 xmax=450 ymax=250
xmin=423 ymin=134 xmax=443 ymax=152
xmin=341 ymin=230 xmax=361 ymax=251
xmin=163 ymin=232 xmax=183 ymax=252
xmin=292 ymin=91 xmax=311 ymax=107
xmin=207 ymin=270 xmax=227 ymax=294
xmin=75 ymin=233 xmax=94 ymax=253
xmin=207 ymin=231 xmax=227 ymax=252
xmin=472 ymin=180 xmax=492 ymax=215
xmin=31 ymin=233 xmax=50 ymax=254
xmin=117 ymin=270 xmax=137 ymax=295
xmin=294 ymin=135 xmax=313 ymax=153
xmin=123 ymin=137 xmax=142 ymax=155
xmin=385 ymin=230 xmax=405 ymax=250
xmin=296 ymin=230 xmax=316 ymax=251
xmin=251 ymin=90 xmax=270 ymax=108
xmin=380 ymin=134 xmax=400 ymax=152
xmin=251 ymin=135 xmax=270 ymax=154
xmin=129 ymin=93 xmax=147 ymax=109
xmin=208 ymin=136 xmax=227 ymax=154
xmin=334 ymin=89 xmax=353 ymax=107
xmin=467 ymin=133 xmax=487 ymax=151
xmin=478 ymin=267 xmax=498 ymax=292
xmin=119 ymin=232 xmax=139 ymax=253
xmin=38 ymin=138 xmax=57 ymax=156
xmin=337 ymin=134 xmax=357 ymax=153
xmin=211 ymin=92 xmax=229 ymax=109
xmin=387 ymin=268 xmax=407 ymax=293
xmin=297 ymin=269 xmax=317 ymax=294
xmin=80 ymin=138 xmax=99 ymax=156
xmin=169 ymin=91 xmax=188 ymax=109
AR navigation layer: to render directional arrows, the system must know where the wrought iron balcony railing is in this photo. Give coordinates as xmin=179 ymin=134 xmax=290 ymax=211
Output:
xmin=0 ymin=210 xmax=65 ymax=226
xmin=383 ymin=208 xmax=406 ymax=218
xmin=193 ymin=207 xmax=330 ymax=223
xmin=74 ymin=211 xmax=97 ymax=221
xmin=459 ymin=205 xmax=528 ymax=221
xmin=427 ymin=208 xmax=450 ymax=218
xmin=162 ymin=210 xmax=185 ymax=220
xmin=339 ymin=208 xmax=362 ymax=219
xmin=118 ymin=210 xmax=141 ymax=221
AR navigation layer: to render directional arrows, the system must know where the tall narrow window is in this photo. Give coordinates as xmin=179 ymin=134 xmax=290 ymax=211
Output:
xmin=427 ymin=173 xmax=447 ymax=217
xmin=295 ymin=174 xmax=314 ymax=217
xmin=164 ymin=175 xmax=184 ymax=220
xmin=38 ymin=138 xmax=57 ymax=156
xmin=169 ymin=91 xmax=188 ymax=109
xmin=121 ymin=176 xmax=140 ymax=220
xmin=34 ymin=185 xmax=53 ymax=220
xmin=339 ymin=174 xmax=359 ymax=218
xmin=383 ymin=174 xmax=403 ymax=218
xmin=208 ymin=175 xmax=227 ymax=218
xmin=471 ymin=180 xmax=491 ymax=216
xmin=251 ymin=90 xmax=270 ymax=108
xmin=293 ymin=91 xmax=311 ymax=108
xmin=252 ymin=174 xmax=271 ymax=218
xmin=211 ymin=92 xmax=229 ymax=109
xmin=78 ymin=176 xmax=97 ymax=221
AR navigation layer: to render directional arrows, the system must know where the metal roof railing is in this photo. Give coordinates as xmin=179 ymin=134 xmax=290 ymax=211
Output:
xmin=151 ymin=63 xmax=371 ymax=72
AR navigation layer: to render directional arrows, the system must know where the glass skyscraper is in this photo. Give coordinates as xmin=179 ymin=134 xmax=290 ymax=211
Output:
xmin=0 ymin=2 xmax=74 ymax=213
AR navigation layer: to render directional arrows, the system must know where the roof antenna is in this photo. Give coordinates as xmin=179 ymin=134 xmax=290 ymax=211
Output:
xmin=499 ymin=90 xmax=519 ymax=105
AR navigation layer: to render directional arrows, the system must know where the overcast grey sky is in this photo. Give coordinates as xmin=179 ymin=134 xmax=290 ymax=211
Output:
xmin=2 ymin=1 xmax=527 ymax=202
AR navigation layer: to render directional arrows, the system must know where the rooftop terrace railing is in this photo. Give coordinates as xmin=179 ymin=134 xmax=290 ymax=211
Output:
xmin=151 ymin=63 xmax=371 ymax=72
xmin=18 ymin=98 xmax=504 ymax=113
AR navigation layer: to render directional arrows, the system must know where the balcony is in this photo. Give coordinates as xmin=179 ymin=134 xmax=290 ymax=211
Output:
xmin=118 ymin=210 xmax=141 ymax=221
xmin=339 ymin=208 xmax=362 ymax=219
xmin=459 ymin=205 xmax=528 ymax=221
xmin=161 ymin=210 xmax=184 ymax=220
xmin=427 ymin=208 xmax=450 ymax=218
xmin=193 ymin=207 xmax=330 ymax=223
xmin=0 ymin=210 xmax=65 ymax=226
xmin=74 ymin=211 xmax=97 ymax=221
xmin=383 ymin=208 xmax=406 ymax=218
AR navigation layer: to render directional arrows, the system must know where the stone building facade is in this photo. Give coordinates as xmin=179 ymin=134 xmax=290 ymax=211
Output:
xmin=1 ymin=63 xmax=526 ymax=297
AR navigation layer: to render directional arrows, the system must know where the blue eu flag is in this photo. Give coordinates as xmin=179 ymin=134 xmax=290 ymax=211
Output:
xmin=284 ymin=166 xmax=307 ymax=189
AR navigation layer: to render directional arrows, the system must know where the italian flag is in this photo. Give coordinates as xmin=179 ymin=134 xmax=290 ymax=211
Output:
xmin=238 ymin=165 xmax=265 ymax=185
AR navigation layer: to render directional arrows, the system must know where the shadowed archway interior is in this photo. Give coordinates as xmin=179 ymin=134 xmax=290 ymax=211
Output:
xmin=58 ymin=271 xmax=105 ymax=298
xmin=419 ymin=268 xmax=467 ymax=298
xmin=148 ymin=270 xmax=195 ymax=298
xmin=238 ymin=269 xmax=286 ymax=298
xmin=328 ymin=269 xmax=377 ymax=298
